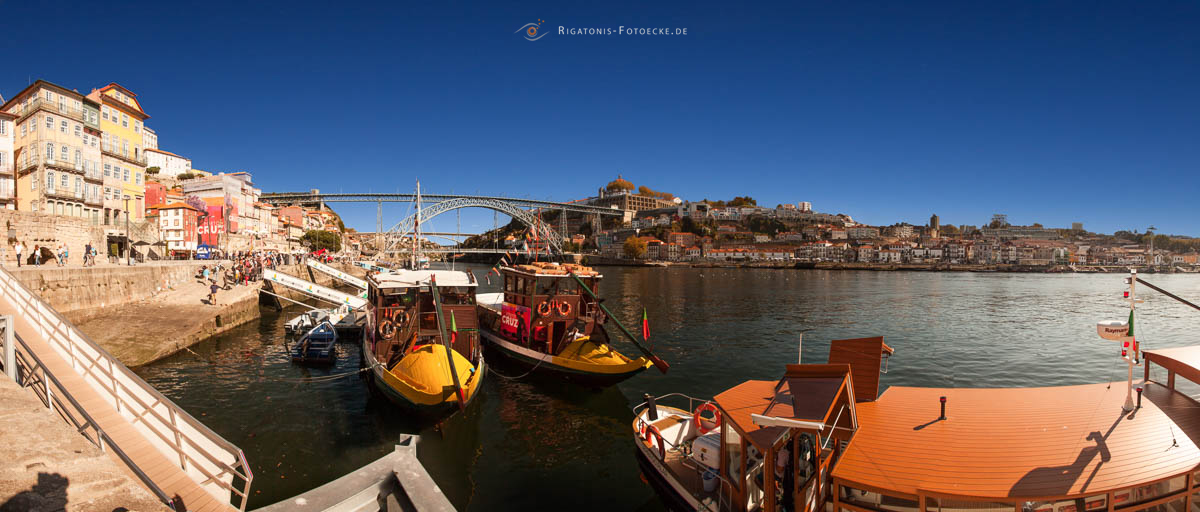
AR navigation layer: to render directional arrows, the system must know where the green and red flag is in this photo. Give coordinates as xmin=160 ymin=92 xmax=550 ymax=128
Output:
xmin=641 ymin=308 xmax=650 ymax=341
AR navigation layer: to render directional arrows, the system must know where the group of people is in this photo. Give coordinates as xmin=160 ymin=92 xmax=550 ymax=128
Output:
xmin=6 ymin=241 xmax=99 ymax=267
xmin=198 ymin=250 xmax=294 ymax=305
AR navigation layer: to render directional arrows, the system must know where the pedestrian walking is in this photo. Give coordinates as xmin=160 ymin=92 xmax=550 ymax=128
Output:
xmin=32 ymin=245 xmax=40 ymax=266
xmin=209 ymin=281 xmax=219 ymax=306
xmin=14 ymin=241 xmax=23 ymax=267
xmin=62 ymin=245 xmax=69 ymax=266
xmin=84 ymin=243 xmax=92 ymax=267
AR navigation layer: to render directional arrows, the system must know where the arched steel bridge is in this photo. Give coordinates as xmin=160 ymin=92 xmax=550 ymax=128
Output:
xmin=262 ymin=192 xmax=622 ymax=257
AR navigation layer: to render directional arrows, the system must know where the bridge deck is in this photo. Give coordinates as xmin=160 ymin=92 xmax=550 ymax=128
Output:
xmin=4 ymin=308 xmax=235 ymax=512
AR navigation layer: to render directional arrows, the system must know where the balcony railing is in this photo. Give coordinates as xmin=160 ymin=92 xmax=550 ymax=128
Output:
xmin=17 ymin=98 xmax=85 ymax=122
xmin=0 ymin=164 xmax=12 ymax=175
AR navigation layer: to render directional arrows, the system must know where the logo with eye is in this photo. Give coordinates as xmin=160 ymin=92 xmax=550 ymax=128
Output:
xmin=516 ymin=19 xmax=546 ymax=41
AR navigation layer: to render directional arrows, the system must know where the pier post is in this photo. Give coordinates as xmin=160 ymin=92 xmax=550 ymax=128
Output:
xmin=2 ymin=315 xmax=14 ymax=383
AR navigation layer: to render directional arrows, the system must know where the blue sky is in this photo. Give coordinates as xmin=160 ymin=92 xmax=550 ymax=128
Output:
xmin=3 ymin=1 xmax=1198 ymax=236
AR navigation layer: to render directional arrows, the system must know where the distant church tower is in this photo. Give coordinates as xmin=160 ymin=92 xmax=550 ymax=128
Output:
xmin=929 ymin=214 xmax=940 ymax=230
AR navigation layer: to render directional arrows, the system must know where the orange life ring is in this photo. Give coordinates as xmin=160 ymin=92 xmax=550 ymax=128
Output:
xmin=557 ymin=301 xmax=572 ymax=316
xmin=644 ymin=424 xmax=666 ymax=459
xmin=537 ymin=301 xmax=552 ymax=316
xmin=693 ymin=402 xmax=721 ymax=435
xmin=392 ymin=308 xmax=408 ymax=325
xmin=378 ymin=319 xmax=396 ymax=340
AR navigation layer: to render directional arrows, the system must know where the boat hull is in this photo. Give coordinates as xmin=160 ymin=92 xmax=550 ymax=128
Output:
xmin=479 ymin=329 xmax=649 ymax=387
xmin=635 ymin=444 xmax=704 ymax=512
xmin=362 ymin=339 xmax=486 ymax=418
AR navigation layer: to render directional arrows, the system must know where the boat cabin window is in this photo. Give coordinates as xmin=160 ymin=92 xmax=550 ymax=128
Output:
xmin=724 ymin=422 xmax=742 ymax=483
xmin=1114 ymin=476 xmax=1187 ymax=510
xmin=839 ymin=486 xmax=919 ymax=512
xmin=925 ymin=498 xmax=1012 ymax=512
xmin=505 ymin=274 xmax=515 ymax=293
xmin=440 ymin=286 xmax=475 ymax=305
xmin=1023 ymin=495 xmax=1108 ymax=512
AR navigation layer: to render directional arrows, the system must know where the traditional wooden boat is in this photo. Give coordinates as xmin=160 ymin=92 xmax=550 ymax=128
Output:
xmin=634 ymin=271 xmax=1200 ymax=512
xmin=362 ymin=269 xmax=486 ymax=418
xmin=476 ymin=261 xmax=667 ymax=387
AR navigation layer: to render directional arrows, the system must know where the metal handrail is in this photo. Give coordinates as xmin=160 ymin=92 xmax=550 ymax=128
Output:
xmin=0 ymin=266 xmax=253 ymax=510
xmin=6 ymin=330 xmax=174 ymax=507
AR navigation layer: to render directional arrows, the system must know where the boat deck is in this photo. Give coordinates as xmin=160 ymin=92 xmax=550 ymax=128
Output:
xmin=834 ymin=381 xmax=1200 ymax=499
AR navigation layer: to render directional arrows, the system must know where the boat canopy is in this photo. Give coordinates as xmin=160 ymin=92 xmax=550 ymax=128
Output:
xmin=834 ymin=381 xmax=1200 ymax=502
xmin=714 ymin=364 xmax=857 ymax=449
xmin=370 ymin=270 xmax=477 ymax=290
xmin=827 ymin=336 xmax=893 ymax=402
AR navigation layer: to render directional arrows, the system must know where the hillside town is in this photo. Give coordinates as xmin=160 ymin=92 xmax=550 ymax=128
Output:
xmin=547 ymin=178 xmax=1200 ymax=270
xmin=0 ymin=79 xmax=346 ymax=263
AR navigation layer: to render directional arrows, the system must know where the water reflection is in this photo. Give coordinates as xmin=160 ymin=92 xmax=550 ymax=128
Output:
xmin=135 ymin=268 xmax=1200 ymax=510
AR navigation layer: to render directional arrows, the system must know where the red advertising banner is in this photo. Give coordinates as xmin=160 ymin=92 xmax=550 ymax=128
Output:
xmin=500 ymin=304 xmax=530 ymax=340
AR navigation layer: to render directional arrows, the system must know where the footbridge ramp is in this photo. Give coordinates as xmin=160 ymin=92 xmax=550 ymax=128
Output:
xmin=0 ymin=266 xmax=253 ymax=511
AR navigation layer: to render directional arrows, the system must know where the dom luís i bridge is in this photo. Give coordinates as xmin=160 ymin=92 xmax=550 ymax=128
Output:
xmin=261 ymin=191 xmax=625 ymax=257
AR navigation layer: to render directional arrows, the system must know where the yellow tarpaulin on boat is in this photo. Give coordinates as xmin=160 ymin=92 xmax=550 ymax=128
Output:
xmin=391 ymin=344 xmax=476 ymax=395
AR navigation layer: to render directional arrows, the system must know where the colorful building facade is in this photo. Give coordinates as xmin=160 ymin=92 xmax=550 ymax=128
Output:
xmin=87 ymin=83 xmax=148 ymax=223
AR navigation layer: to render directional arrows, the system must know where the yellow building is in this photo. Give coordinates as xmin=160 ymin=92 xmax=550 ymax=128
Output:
xmin=87 ymin=83 xmax=148 ymax=222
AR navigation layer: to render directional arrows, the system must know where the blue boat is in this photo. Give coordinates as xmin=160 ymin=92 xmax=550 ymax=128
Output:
xmin=291 ymin=321 xmax=338 ymax=365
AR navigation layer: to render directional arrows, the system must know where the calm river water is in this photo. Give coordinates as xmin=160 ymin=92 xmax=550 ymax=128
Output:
xmin=134 ymin=267 xmax=1200 ymax=510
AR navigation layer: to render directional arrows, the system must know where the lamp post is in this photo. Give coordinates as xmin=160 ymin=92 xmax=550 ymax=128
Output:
xmin=123 ymin=195 xmax=131 ymax=266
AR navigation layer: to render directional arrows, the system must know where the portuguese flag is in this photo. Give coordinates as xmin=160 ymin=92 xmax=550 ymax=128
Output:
xmin=642 ymin=308 xmax=650 ymax=341
xmin=1127 ymin=310 xmax=1135 ymax=337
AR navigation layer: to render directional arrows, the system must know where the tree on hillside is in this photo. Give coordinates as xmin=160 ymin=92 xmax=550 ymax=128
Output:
xmin=146 ymin=166 xmax=161 ymax=174
xmin=940 ymin=224 xmax=960 ymax=236
xmin=728 ymin=196 xmax=757 ymax=207
xmin=623 ymin=237 xmax=647 ymax=259
xmin=746 ymin=215 xmax=786 ymax=236
xmin=302 ymin=230 xmax=342 ymax=253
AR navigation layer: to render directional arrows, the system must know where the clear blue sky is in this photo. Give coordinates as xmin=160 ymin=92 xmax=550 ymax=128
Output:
xmin=4 ymin=1 xmax=1198 ymax=236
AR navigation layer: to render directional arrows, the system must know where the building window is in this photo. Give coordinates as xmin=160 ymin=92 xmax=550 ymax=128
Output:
xmin=75 ymin=177 xmax=81 ymax=193
xmin=45 ymin=143 xmax=53 ymax=160
xmin=60 ymin=120 xmax=67 ymax=133
xmin=61 ymin=174 xmax=68 ymax=188
xmin=20 ymin=123 xmax=26 ymax=137
xmin=47 ymin=171 xmax=54 ymax=190
xmin=0 ymin=120 xmax=6 ymax=135
xmin=136 ymin=172 xmax=142 ymax=184
xmin=75 ymin=150 xmax=81 ymax=164
xmin=60 ymin=145 xmax=68 ymax=161
xmin=123 ymin=169 xmax=129 ymax=182
xmin=104 ymin=163 xmax=111 ymax=177
xmin=102 ymin=106 xmax=108 ymax=121
xmin=45 ymin=116 xmax=53 ymax=129
xmin=74 ymin=125 xmax=81 ymax=137
xmin=121 ymin=114 xmax=128 ymax=128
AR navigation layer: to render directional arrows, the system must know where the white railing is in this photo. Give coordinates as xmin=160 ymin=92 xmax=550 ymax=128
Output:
xmin=0 ymin=266 xmax=253 ymax=510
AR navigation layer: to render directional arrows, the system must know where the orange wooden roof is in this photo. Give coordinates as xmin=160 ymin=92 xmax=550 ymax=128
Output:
xmin=834 ymin=381 xmax=1200 ymax=500
xmin=716 ymin=365 xmax=853 ymax=446
xmin=828 ymin=336 xmax=893 ymax=402
xmin=714 ymin=380 xmax=777 ymax=438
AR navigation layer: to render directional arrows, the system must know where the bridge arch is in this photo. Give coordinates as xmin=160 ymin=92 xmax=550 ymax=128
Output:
xmin=383 ymin=197 xmax=563 ymax=255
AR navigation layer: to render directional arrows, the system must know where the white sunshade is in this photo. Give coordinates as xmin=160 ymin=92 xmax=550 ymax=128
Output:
xmin=370 ymin=269 xmax=477 ymax=289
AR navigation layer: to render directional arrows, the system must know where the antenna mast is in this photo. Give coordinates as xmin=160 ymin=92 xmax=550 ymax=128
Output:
xmin=1122 ymin=269 xmax=1143 ymax=412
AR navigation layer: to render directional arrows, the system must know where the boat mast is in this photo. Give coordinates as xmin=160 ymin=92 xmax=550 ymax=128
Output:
xmin=1123 ymin=269 xmax=1143 ymax=412
xmin=412 ymin=180 xmax=421 ymax=270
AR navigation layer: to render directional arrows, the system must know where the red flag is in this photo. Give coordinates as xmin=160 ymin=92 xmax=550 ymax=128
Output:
xmin=642 ymin=308 xmax=650 ymax=341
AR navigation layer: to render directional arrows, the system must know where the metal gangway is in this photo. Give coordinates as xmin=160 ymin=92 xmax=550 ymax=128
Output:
xmin=262 ymin=269 xmax=368 ymax=310
xmin=0 ymin=266 xmax=253 ymax=512
xmin=305 ymin=259 xmax=367 ymax=290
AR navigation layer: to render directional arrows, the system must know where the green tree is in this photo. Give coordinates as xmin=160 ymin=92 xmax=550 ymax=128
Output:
xmin=623 ymin=237 xmax=647 ymax=259
xmin=145 ymin=166 xmax=161 ymax=174
xmin=728 ymin=196 xmax=757 ymax=208
xmin=940 ymin=224 xmax=960 ymax=236
xmin=301 ymin=230 xmax=342 ymax=253
xmin=177 ymin=172 xmax=197 ymax=180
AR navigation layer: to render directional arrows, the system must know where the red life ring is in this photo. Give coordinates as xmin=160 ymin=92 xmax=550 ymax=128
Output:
xmin=537 ymin=302 xmax=552 ymax=316
xmin=557 ymin=301 xmax=572 ymax=316
xmin=693 ymin=402 xmax=721 ymax=435
xmin=378 ymin=319 xmax=396 ymax=340
xmin=644 ymin=424 xmax=666 ymax=459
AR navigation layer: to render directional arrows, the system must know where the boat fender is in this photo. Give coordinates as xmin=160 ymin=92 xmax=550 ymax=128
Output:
xmin=693 ymin=402 xmax=722 ymax=435
xmin=644 ymin=424 xmax=666 ymax=459
xmin=557 ymin=301 xmax=572 ymax=316
xmin=379 ymin=319 xmax=396 ymax=340
xmin=537 ymin=301 xmax=552 ymax=316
